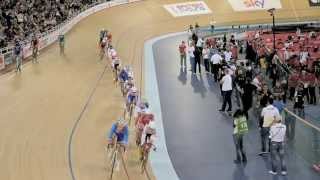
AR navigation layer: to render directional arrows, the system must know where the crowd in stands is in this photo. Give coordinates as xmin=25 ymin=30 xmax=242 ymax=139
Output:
xmin=0 ymin=0 xmax=102 ymax=48
xmin=183 ymin=23 xmax=320 ymax=174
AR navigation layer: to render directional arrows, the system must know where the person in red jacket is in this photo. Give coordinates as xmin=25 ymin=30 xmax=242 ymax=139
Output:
xmin=288 ymin=70 xmax=299 ymax=100
xmin=178 ymin=41 xmax=187 ymax=68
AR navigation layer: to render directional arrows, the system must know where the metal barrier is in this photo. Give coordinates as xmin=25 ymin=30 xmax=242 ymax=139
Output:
xmin=285 ymin=108 xmax=320 ymax=164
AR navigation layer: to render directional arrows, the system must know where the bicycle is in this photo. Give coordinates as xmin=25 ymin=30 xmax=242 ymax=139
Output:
xmin=119 ymin=79 xmax=126 ymax=96
xmin=140 ymin=142 xmax=156 ymax=179
xmin=123 ymin=100 xmax=135 ymax=126
xmin=106 ymin=141 xmax=130 ymax=180
xmin=128 ymin=101 xmax=135 ymax=126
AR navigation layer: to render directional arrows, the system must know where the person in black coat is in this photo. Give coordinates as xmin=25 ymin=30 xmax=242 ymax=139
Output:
xmin=194 ymin=46 xmax=202 ymax=74
xmin=241 ymin=78 xmax=256 ymax=119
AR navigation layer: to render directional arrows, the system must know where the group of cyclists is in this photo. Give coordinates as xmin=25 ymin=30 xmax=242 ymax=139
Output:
xmin=100 ymin=28 xmax=157 ymax=176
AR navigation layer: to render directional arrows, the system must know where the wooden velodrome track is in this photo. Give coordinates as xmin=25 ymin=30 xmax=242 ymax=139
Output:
xmin=0 ymin=0 xmax=319 ymax=180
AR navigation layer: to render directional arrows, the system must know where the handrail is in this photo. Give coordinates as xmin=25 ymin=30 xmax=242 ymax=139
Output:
xmin=285 ymin=108 xmax=320 ymax=132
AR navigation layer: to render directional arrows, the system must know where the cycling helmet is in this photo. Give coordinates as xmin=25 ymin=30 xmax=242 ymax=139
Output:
xmin=117 ymin=118 xmax=127 ymax=125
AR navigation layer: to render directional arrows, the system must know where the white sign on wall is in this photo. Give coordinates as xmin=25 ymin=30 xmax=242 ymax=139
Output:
xmin=227 ymin=0 xmax=282 ymax=11
xmin=164 ymin=1 xmax=212 ymax=17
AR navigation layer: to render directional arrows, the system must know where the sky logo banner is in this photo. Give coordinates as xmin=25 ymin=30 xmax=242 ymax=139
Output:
xmin=309 ymin=0 xmax=320 ymax=6
xmin=164 ymin=1 xmax=212 ymax=17
xmin=228 ymin=0 xmax=282 ymax=11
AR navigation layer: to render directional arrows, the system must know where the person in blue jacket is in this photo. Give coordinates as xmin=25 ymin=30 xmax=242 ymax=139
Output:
xmin=108 ymin=118 xmax=129 ymax=148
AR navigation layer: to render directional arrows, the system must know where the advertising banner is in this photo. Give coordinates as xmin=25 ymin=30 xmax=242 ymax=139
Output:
xmin=164 ymin=1 xmax=212 ymax=17
xmin=0 ymin=54 xmax=5 ymax=70
xmin=227 ymin=0 xmax=282 ymax=11
xmin=22 ymin=43 xmax=33 ymax=59
xmin=309 ymin=0 xmax=320 ymax=6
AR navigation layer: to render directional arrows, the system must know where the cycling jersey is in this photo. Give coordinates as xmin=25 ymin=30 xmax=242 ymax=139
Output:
xmin=119 ymin=69 xmax=129 ymax=82
xmin=108 ymin=123 xmax=129 ymax=145
xmin=127 ymin=93 xmax=138 ymax=104
xmin=137 ymin=113 xmax=153 ymax=130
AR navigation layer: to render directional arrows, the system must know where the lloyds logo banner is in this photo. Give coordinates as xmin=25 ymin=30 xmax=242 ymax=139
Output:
xmin=309 ymin=0 xmax=320 ymax=6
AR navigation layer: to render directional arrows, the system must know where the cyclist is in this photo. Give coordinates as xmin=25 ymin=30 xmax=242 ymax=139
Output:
xmin=31 ymin=35 xmax=39 ymax=63
xmin=136 ymin=113 xmax=154 ymax=146
xmin=119 ymin=66 xmax=129 ymax=82
xmin=99 ymin=28 xmax=107 ymax=44
xmin=135 ymin=100 xmax=150 ymax=125
xmin=119 ymin=66 xmax=129 ymax=94
xmin=126 ymin=86 xmax=138 ymax=112
xmin=140 ymin=120 xmax=156 ymax=163
xmin=108 ymin=45 xmax=117 ymax=60
xmin=100 ymin=39 xmax=107 ymax=59
xmin=58 ymin=33 xmax=65 ymax=54
xmin=107 ymin=118 xmax=129 ymax=172
xmin=123 ymin=77 xmax=134 ymax=97
xmin=107 ymin=118 xmax=129 ymax=148
xmin=112 ymin=56 xmax=121 ymax=72
xmin=107 ymin=31 xmax=112 ymax=47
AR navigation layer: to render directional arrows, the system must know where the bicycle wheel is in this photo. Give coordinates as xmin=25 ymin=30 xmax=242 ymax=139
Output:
xmin=140 ymin=150 xmax=149 ymax=174
xmin=109 ymin=150 xmax=117 ymax=180
xmin=129 ymin=103 xmax=134 ymax=126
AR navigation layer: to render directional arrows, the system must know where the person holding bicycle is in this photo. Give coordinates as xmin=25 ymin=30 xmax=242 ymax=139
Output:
xmin=58 ymin=33 xmax=65 ymax=54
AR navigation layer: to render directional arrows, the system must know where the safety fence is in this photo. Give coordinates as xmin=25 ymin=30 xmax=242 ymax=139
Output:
xmin=0 ymin=0 xmax=142 ymax=71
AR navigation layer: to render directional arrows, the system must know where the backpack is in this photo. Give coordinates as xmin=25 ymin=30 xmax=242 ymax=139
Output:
xmin=236 ymin=116 xmax=248 ymax=135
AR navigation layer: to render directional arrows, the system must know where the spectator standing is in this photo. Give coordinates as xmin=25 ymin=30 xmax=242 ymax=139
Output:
xmin=194 ymin=46 xmax=202 ymax=74
xmin=288 ymin=70 xmax=299 ymax=100
xmin=269 ymin=116 xmax=287 ymax=176
xmin=294 ymin=83 xmax=305 ymax=118
xmin=196 ymin=37 xmax=204 ymax=53
xmin=233 ymin=109 xmax=248 ymax=164
xmin=259 ymin=85 xmax=272 ymax=108
xmin=260 ymin=98 xmax=280 ymax=154
xmin=31 ymin=35 xmax=39 ymax=63
xmin=299 ymin=49 xmax=309 ymax=64
xmin=179 ymin=41 xmax=187 ymax=68
xmin=202 ymin=45 xmax=210 ymax=73
xmin=219 ymin=69 xmax=233 ymax=114
xmin=188 ymin=42 xmax=195 ymax=73
xmin=300 ymin=70 xmax=310 ymax=103
xmin=211 ymin=50 xmax=222 ymax=81
xmin=240 ymin=77 xmax=256 ymax=119
xmin=187 ymin=25 xmax=194 ymax=41
xmin=307 ymin=72 xmax=317 ymax=104
xmin=14 ymin=40 xmax=22 ymax=72
xmin=272 ymin=81 xmax=284 ymax=102
xmin=270 ymin=64 xmax=279 ymax=87
xmin=224 ymin=48 xmax=233 ymax=63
